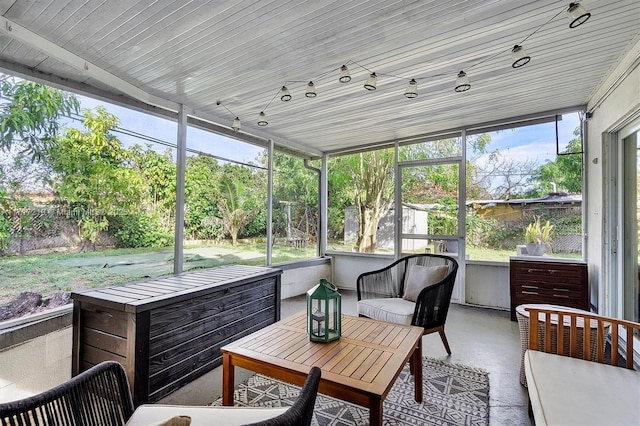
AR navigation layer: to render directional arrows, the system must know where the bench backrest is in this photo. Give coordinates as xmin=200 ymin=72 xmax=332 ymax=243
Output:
xmin=526 ymin=307 xmax=640 ymax=370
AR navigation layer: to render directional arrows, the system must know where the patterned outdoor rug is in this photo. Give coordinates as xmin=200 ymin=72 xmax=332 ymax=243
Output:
xmin=212 ymin=357 xmax=490 ymax=425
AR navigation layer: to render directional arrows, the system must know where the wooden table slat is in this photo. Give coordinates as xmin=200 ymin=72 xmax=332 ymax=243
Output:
xmin=340 ymin=347 xmax=375 ymax=377
xmin=249 ymin=329 xmax=297 ymax=353
xmin=311 ymin=341 xmax=351 ymax=369
xmin=351 ymin=349 xmax=383 ymax=380
xmin=361 ymin=351 xmax=393 ymax=383
xmin=321 ymin=344 xmax=358 ymax=372
xmin=287 ymin=339 xmax=326 ymax=363
xmin=389 ymin=328 xmax=411 ymax=348
xmin=371 ymin=324 xmax=396 ymax=345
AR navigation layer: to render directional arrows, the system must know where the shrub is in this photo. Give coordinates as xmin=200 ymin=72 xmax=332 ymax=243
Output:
xmin=110 ymin=213 xmax=173 ymax=248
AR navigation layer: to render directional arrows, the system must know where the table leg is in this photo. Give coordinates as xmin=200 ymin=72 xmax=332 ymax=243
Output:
xmin=370 ymin=397 xmax=383 ymax=426
xmin=413 ymin=338 xmax=423 ymax=403
xmin=222 ymin=353 xmax=234 ymax=406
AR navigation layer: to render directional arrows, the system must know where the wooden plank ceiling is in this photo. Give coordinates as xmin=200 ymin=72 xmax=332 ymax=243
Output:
xmin=0 ymin=0 xmax=638 ymax=156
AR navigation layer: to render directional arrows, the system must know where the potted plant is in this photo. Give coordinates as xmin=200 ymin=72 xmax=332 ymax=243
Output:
xmin=524 ymin=217 xmax=554 ymax=256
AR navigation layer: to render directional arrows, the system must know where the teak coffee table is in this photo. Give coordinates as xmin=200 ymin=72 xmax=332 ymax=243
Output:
xmin=221 ymin=311 xmax=424 ymax=426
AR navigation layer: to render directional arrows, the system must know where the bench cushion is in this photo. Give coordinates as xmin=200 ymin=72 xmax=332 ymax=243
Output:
xmin=126 ymin=404 xmax=289 ymax=426
xmin=357 ymin=298 xmax=414 ymax=325
xmin=524 ymin=350 xmax=640 ymax=426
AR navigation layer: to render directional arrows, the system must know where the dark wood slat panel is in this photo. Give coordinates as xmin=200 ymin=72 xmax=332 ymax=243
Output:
xmin=82 ymin=327 xmax=127 ymax=357
xmin=106 ymin=286 xmax=165 ymax=298
xmin=92 ymin=288 xmax=143 ymax=302
xmin=149 ymin=299 xmax=274 ymax=356
xmin=149 ymin=278 xmax=276 ymax=337
xmin=149 ymin=314 xmax=274 ymax=383
xmin=82 ymin=343 xmax=126 ymax=365
xmin=122 ymin=283 xmax=177 ymax=295
xmin=82 ymin=305 xmax=128 ymax=338
xmin=149 ymin=299 xmax=276 ymax=354
xmin=149 ymin=356 xmax=221 ymax=402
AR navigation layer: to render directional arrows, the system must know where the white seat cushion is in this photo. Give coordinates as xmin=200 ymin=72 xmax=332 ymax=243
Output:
xmin=126 ymin=404 xmax=289 ymax=426
xmin=357 ymin=298 xmax=415 ymax=325
xmin=524 ymin=350 xmax=640 ymax=426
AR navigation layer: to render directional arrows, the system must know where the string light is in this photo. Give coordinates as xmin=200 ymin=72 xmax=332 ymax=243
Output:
xmin=251 ymin=3 xmax=591 ymax=126
xmin=280 ymin=86 xmax=291 ymax=101
xmin=339 ymin=65 xmax=351 ymax=83
xmin=567 ymin=2 xmax=591 ymax=28
xmin=305 ymin=81 xmax=317 ymax=98
xmin=257 ymin=111 xmax=268 ymax=126
xmin=216 ymin=101 xmax=241 ymax=132
xmin=454 ymin=71 xmax=471 ymax=92
xmin=511 ymin=45 xmax=531 ymax=68
xmin=364 ymin=73 xmax=377 ymax=91
xmin=405 ymin=79 xmax=418 ymax=98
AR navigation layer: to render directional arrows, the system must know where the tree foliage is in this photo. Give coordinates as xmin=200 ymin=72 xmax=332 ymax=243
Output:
xmin=0 ymin=80 xmax=79 ymax=161
xmin=329 ymin=149 xmax=394 ymax=253
xmin=48 ymin=107 xmax=145 ymax=245
xmin=532 ymin=127 xmax=582 ymax=195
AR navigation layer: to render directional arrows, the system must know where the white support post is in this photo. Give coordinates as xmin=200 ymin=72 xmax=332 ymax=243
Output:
xmin=174 ymin=104 xmax=187 ymax=273
xmin=320 ymin=155 xmax=328 ymax=256
xmin=394 ymin=142 xmax=401 ymax=259
xmin=266 ymin=139 xmax=274 ymax=265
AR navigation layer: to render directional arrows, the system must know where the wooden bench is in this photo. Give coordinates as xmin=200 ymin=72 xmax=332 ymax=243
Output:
xmin=524 ymin=307 xmax=640 ymax=425
xmin=72 ymin=264 xmax=282 ymax=406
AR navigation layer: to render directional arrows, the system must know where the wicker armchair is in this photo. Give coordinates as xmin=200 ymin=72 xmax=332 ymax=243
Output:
xmin=126 ymin=367 xmax=322 ymax=426
xmin=245 ymin=366 xmax=321 ymax=426
xmin=357 ymin=254 xmax=458 ymax=355
xmin=0 ymin=361 xmax=134 ymax=426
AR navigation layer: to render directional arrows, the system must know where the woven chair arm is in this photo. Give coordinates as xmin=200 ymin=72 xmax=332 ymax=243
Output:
xmin=0 ymin=361 xmax=134 ymax=426
xmin=244 ymin=366 xmax=321 ymax=426
xmin=412 ymin=268 xmax=457 ymax=329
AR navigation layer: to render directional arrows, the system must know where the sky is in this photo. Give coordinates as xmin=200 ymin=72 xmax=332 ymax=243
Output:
xmin=73 ymin=94 xmax=581 ymax=170
xmin=486 ymin=113 xmax=581 ymax=162
xmin=74 ymin=95 xmax=265 ymax=165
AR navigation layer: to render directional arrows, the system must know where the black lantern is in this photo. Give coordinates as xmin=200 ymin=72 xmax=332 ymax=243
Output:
xmin=307 ymin=279 xmax=341 ymax=343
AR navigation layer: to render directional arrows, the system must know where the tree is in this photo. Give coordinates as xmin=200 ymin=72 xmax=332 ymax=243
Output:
xmin=184 ymin=155 xmax=222 ymax=239
xmin=218 ymin=172 xmax=252 ymax=246
xmin=0 ymin=79 xmax=79 ymax=256
xmin=533 ymin=127 xmax=583 ymax=195
xmin=0 ymin=79 xmax=79 ymax=161
xmin=271 ymin=152 xmax=319 ymax=240
xmin=130 ymin=145 xmax=176 ymax=231
xmin=480 ymin=153 xmax=540 ymax=199
xmin=330 ymin=149 xmax=394 ymax=253
xmin=48 ymin=107 xmax=144 ymax=247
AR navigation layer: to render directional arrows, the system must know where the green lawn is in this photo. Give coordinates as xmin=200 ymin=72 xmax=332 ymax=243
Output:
xmin=0 ymin=242 xmax=317 ymax=304
xmin=0 ymin=240 xmax=580 ymax=304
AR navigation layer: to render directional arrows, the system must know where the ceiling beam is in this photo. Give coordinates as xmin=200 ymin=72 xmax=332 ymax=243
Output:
xmin=0 ymin=57 xmax=322 ymax=159
xmin=0 ymin=15 xmax=181 ymax=113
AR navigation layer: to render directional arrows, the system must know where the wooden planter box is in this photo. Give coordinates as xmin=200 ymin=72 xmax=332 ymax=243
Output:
xmin=71 ymin=264 xmax=282 ymax=406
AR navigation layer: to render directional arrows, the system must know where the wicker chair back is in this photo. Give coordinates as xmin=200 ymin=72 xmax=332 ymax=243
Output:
xmin=0 ymin=361 xmax=134 ymax=426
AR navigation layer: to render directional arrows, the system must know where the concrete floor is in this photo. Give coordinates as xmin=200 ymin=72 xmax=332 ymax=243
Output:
xmin=159 ymin=290 xmax=532 ymax=425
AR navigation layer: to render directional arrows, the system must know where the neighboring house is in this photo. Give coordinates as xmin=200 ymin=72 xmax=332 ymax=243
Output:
xmin=468 ymin=192 xmax=582 ymax=253
xmin=467 ymin=191 xmax=582 ymax=222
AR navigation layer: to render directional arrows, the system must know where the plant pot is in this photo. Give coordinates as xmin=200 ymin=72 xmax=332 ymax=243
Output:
xmin=445 ymin=240 xmax=458 ymax=253
xmin=525 ymin=243 xmax=546 ymax=256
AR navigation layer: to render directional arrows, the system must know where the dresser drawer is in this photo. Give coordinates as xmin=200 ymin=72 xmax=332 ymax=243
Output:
xmin=509 ymin=258 xmax=588 ymax=320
